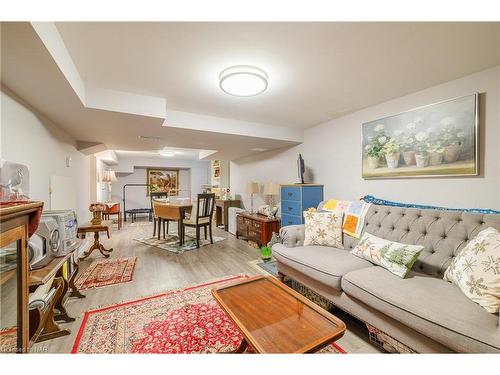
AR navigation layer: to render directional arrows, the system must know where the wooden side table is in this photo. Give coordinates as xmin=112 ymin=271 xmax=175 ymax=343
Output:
xmin=215 ymin=199 xmax=241 ymax=231
xmin=236 ymin=212 xmax=280 ymax=247
xmin=77 ymin=221 xmax=113 ymax=260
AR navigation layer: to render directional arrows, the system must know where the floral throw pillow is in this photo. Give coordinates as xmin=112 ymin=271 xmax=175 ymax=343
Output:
xmin=444 ymin=227 xmax=500 ymax=313
xmin=351 ymin=232 xmax=424 ymax=278
xmin=303 ymin=211 xmax=343 ymax=249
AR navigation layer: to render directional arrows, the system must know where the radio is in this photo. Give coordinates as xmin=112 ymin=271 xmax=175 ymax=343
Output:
xmin=28 ymin=210 xmax=78 ymax=269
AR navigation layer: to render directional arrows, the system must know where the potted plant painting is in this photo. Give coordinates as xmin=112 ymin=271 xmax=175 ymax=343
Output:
xmin=440 ymin=118 xmax=465 ymax=163
xmin=399 ymin=123 xmax=417 ymax=166
xmin=427 ymin=138 xmax=444 ymax=166
xmin=381 ymin=138 xmax=401 ymax=168
xmin=365 ymin=143 xmax=382 ymax=169
xmin=414 ymin=131 xmax=430 ymax=168
xmin=365 ymin=124 xmax=388 ymax=169
xmin=361 ymin=94 xmax=477 ymax=179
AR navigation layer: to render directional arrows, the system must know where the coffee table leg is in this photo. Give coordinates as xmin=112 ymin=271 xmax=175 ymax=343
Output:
xmin=232 ymin=338 xmax=248 ymax=353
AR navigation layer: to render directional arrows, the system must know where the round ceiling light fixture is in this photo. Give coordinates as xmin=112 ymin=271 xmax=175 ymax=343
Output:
xmin=219 ymin=65 xmax=268 ymax=97
xmin=159 ymin=149 xmax=175 ymax=157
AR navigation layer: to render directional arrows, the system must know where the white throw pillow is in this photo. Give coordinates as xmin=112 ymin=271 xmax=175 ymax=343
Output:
xmin=444 ymin=227 xmax=500 ymax=313
xmin=303 ymin=211 xmax=343 ymax=249
xmin=351 ymin=232 xmax=424 ymax=278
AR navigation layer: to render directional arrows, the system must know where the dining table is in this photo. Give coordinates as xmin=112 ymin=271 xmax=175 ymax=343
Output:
xmin=153 ymin=200 xmax=192 ymax=241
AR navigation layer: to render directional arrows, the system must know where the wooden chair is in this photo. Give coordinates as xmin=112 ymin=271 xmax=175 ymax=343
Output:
xmin=181 ymin=193 xmax=215 ymax=248
xmin=102 ymin=203 xmax=122 ymax=230
xmin=151 ymin=192 xmax=168 ymax=238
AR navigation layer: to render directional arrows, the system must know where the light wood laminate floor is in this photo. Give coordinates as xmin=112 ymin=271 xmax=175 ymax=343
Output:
xmin=32 ymin=219 xmax=381 ymax=354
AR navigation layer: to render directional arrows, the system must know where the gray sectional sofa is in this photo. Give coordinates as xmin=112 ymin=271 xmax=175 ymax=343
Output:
xmin=272 ymin=203 xmax=500 ymax=353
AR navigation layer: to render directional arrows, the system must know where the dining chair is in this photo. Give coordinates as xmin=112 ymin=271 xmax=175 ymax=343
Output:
xmin=151 ymin=192 xmax=168 ymax=238
xmin=181 ymin=193 xmax=215 ymax=248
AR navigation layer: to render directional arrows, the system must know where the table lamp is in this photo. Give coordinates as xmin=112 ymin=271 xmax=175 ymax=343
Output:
xmin=101 ymin=170 xmax=117 ymax=202
xmin=264 ymin=181 xmax=280 ymax=205
xmin=246 ymin=181 xmax=259 ymax=214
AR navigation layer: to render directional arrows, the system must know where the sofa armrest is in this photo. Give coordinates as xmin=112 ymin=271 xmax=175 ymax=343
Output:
xmin=278 ymin=224 xmax=305 ymax=248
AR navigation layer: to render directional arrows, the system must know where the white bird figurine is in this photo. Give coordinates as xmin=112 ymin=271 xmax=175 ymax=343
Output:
xmin=1 ymin=169 xmax=26 ymax=200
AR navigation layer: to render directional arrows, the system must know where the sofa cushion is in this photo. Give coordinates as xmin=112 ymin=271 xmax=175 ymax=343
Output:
xmin=342 ymin=267 xmax=500 ymax=352
xmin=272 ymin=243 xmax=373 ymax=291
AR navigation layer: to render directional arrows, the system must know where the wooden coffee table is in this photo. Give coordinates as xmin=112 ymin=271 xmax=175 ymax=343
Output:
xmin=77 ymin=220 xmax=113 ymax=260
xmin=212 ymin=275 xmax=346 ymax=353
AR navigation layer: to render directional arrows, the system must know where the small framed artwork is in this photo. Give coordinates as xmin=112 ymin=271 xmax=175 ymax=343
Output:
xmin=146 ymin=168 xmax=179 ymax=196
xmin=362 ymin=93 xmax=478 ymax=179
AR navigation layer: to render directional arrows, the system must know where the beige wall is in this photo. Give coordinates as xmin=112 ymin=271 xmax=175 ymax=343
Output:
xmin=0 ymin=89 xmax=91 ymax=220
xmin=231 ymin=66 xmax=500 ymax=211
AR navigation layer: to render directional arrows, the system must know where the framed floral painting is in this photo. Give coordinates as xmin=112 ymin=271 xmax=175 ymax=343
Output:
xmin=146 ymin=168 xmax=179 ymax=196
xmin=362 ymin=94 xmax=478 ymax=179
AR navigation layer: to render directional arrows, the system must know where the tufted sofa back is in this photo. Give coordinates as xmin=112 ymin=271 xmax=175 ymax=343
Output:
xmin=341 ymin=204 xmax=500 ymax=278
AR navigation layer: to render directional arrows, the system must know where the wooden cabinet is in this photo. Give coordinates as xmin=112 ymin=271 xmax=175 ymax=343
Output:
xmin=236 ymin=213 xmax=280 ymax=247
xmin=0 ymin=201 xmax=43 ymax=353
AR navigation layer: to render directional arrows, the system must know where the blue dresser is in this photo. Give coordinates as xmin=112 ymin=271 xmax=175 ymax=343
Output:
xmin=280 ymin=184 xmax=324 ymax=226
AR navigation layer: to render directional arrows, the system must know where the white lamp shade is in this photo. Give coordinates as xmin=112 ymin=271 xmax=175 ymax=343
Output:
xmin=246 ymin=182 xmax=259 ymax=194
xmin=263 ymin=182 xmax=280 ymax=196
xmin=102 ymin=170 xmax=117 ymax=182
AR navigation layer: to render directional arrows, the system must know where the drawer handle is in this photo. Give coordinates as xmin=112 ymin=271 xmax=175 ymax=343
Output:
xmin=288 ymin=192 xmax=293 ymax=197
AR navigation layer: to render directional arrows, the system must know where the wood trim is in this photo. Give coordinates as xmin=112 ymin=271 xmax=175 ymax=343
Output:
xmin=0 ymin=201 xmax=43 ymax=222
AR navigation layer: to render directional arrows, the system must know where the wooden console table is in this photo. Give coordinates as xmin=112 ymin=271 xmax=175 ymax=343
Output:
xmin=236 ymin=212 xmax=280 ymax=247
xmin=215 ymin=199 xmax=241 ymax=231
xmin=0 ymin=201 xmax=43 ymax=353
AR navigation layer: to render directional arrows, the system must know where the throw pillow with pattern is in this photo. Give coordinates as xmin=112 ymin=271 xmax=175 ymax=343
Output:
xmin=351 ymin=232 xmax=424 ymax=278
xmin=303 ymin=211 xmax=343 ymax=249
xmin=443 ymin=227 xmax=500 ymax=314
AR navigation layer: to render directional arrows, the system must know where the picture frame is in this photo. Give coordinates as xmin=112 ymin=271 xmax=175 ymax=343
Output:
xmin=361 ymin=93 xmax=478 ymax=179
xmin=146 ymin=168 xmax=179 ymax=196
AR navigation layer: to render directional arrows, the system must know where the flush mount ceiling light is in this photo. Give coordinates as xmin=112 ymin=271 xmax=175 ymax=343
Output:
xmin=159 ymin=149 xmax=175 ymax=157
xmin=219 ymin=65 xmax=268 ymax=97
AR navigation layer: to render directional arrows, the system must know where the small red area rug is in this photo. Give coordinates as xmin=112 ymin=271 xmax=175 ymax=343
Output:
xmin=72 ymin=275 xmax=346 ymax=354
xmin=0 ymin=328 xmax=17 ymax=353
xmin=74 ymin=256 xmax=137 ymax=291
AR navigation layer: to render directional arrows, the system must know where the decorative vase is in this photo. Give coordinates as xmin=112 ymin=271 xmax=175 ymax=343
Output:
xmin=443 ymin=145 xmax=461 ymax=163
xmin=367 ymin=156 xmax=379 ymax=169
xmin=429 ymin=151 xmax=444 ymax=166
xmin=91 ymin=211 xmax=102 ymax=225
xmin=402 ymin=150 xmax=416 ymax=166
xmin=385 ymin=152 xmax=400 ymax=169
xmin=260 ymin=246 xmax=272 ymax=260
xmin=415 ymin=154 xmax=430 ymax=168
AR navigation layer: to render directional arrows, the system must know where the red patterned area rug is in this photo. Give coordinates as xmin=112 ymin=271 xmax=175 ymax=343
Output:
xmin=0 ymin=328 xmax=17 ymax=353
xmin=74 ymin=257 xmax=137 ymax=291
xmin=71 ymin=275 xmax=346 ymax=354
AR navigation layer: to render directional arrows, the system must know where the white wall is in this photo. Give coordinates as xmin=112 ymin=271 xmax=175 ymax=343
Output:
xmin=231 ymin=66 xmax=500 ymax=211
xmin=109 ymin=155 xmax=209 ymax=211
xmin=0 ymin=90 xmax=91 ymax=220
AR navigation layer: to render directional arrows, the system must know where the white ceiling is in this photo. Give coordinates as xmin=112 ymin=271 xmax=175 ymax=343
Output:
xmin=2 ymin=22 xmax=500 ymax=161
xmin=56 ymin=22 xmax=500 ymax=128
xmin=0 ymin=22 xmax=300 ymax=160
xmin=115 ymin=148 xmax=207 ymax=161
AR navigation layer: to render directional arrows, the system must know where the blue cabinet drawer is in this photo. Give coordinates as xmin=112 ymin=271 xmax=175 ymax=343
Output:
xmin=281 ymin=186 xmax=301 ymax=201
xmin=281 ymin=213 xmax=302 ymax=227
xmin=281 ymin=200 xmax=302 ymax=217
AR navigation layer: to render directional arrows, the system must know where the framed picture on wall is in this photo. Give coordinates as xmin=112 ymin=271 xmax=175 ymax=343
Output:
xmin=361 ymin=93 xmax=478 ymax=179
xmin=146 ymin=168 xmax=179 ymax=196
